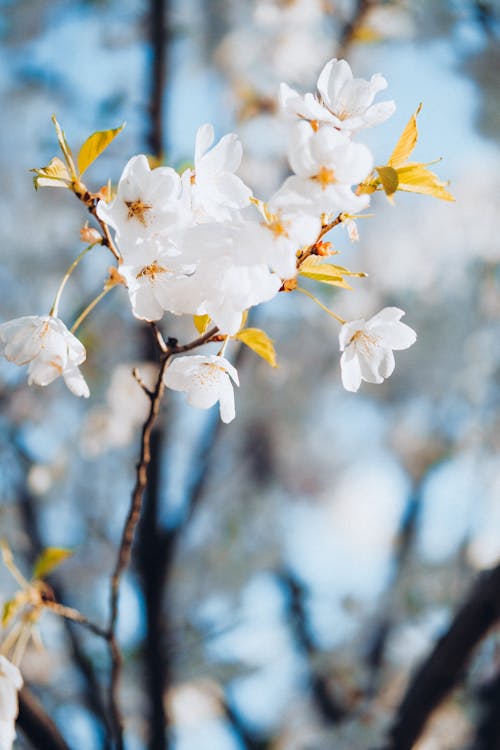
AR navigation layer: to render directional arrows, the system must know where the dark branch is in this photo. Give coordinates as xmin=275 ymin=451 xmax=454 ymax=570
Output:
xmin=381 ymin=561 xmax=500 ymax=750
xmin=18 ymin=687 xmax=72 ymax=750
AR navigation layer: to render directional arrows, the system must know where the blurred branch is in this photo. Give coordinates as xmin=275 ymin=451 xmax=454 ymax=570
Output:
xmin=148 ymin=0 xmax=169 ymax=159
xmin=13 ymin=437 xmax=113 ymax=746
xmin=469 ymin=668 xmax=500 ymax=750
xmin=18 ymin=686 xmax=72 ymax=750
xmin=337 ymin=0 xmax=373 ymax=59
xmin=279 ymin=569 xmax=347 ymax=724
xmin=381 ymin=561 xmax=500 ymax=750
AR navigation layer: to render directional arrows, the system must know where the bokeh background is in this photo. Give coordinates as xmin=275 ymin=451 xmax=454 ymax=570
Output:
xmin=1 ymin=1 xmax=500 ymax=748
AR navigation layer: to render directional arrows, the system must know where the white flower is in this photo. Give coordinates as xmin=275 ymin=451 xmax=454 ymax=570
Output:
xmin=251 ymin=199 xmax=320 ymax=278
xmin=0 ymin=315 xmax=89 ymax=397
xmin=172 ymin=222 xmax=282 ymax=334
xmin=280 ymin=58 xmax=395 ymax=133
xmin=183 ymin=124 xmax=252 ymax=222
xmin=0 ymin=656 xmax=22 ymax=750
xmin=164 ymin=355 xmax=239 ymax=423
xmin=339 ymin=307 xmax=416 ymax=392
xmin=120 ymin=238 xmax=196 ymax=321
xmin=96 ymin=155 xmax=186 ymax=251
xmin=274 ymin=122 xmax=372 ymax=215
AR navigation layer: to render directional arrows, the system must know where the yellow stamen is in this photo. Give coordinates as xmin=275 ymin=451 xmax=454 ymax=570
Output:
xmin=125 ymin=199 xmax=153 ymax=226
xmin=312 ymin=166 xmax=336 ymax=190
xmin=136 ymin=261 xmax=168 ymax=280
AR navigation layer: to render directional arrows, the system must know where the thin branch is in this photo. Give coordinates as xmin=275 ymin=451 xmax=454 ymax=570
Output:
xmin=381 ymin=561 xmax=500 ymax=750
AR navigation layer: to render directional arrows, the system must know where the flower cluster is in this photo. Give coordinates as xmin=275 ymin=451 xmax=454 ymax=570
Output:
xmin=0 ymin=57 xmax=446 ymax=424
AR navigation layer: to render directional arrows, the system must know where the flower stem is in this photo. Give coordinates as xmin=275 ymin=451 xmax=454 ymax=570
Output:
xmin=296 ymin=286 xmax=346 ymax=325
xmin=49 ymin=243 xmax=97 ymax=318
xmin=70 ymin=286 xmax=113 ymax=334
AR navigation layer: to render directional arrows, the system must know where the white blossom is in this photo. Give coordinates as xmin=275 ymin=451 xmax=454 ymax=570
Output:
xmin=274 ymin=121 xmax=372 ymax=215
xmin=120 ymin=237 xmax=196 ymax=322
xmin=183 ymin=124 xmax=252 ymax=222
xmin=339 ymin=307 xmax=416 ymax=392
xmin=96 ymin=155 xmax=186 ymax=251
xmin=0 ymin=315 xmax=89 ymax=397
xmin=172 ymin=223 xmax=282 ymax=334
xmin=0 ymin=656 xmax=22 ymax=750
xmin=280 ymin=58 xmax=395 ymax=132
xmin=164 ymin=355 xmax=239 ymax=423
xmin=251 ymin=199 xmax=320 ymax=278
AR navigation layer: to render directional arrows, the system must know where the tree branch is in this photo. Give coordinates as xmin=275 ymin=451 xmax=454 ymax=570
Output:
xmin=381 ymin=561 xmax=500 ymax=750
xmin=18 ymin=687 xmax=72 ymax=750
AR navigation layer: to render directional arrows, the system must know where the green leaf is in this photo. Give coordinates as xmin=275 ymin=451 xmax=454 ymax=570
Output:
xmin=33 ymin=547 xmax=73 ymax=580
xmin=31 ymin=157 xmax=72 ymax=190
xmin=375 ymin=166 xmax=399 ymax=197
xmin=235 ymin=328 xmax=277 ymax=368
xmin=2 ymin=595 xmax=23 ymax=627
xmin=193 ymin=314 xmax=211 ymax=334
xmin=77 ymin=123 xmax=125 ymax=176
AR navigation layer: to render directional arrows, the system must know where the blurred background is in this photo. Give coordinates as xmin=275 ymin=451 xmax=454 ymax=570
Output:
xmin=1 ymin=1 xmax=500 ymax=748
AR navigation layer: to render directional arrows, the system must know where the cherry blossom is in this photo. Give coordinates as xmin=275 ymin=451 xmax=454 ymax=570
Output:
xmin=120 ymin=237 xmax=196 ymax=321
xmin=164 ymin=355 xmax=239 ymax=423
xmin=0 ymin=315 xmax=89 ymax=397
xmin=183 ymin=124 xmax=252 ymax=222
xmin=0 ymin=656 xmax=22 ymax=750
xmin=339 ymin=307 xmax=416 ymax=392
xmin=280 ymin=58 xmax=395 ymax=133
xmin=96 ymin=155 xmax=186 ymax=248
xmin=274 ymin=121 xmax=372 ymax=215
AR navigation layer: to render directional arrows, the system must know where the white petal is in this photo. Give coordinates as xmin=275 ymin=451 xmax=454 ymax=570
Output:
xmin=317 ymin=58 xmax=352 ymax=107
xmin=340 ymin=347 xmax=362 ymax=392
xmin=218 ymin=376 xmax=236 ymax=423
xmin=195 ymin=124 xmax=215 ymax=165
xmin=63 ymin=365 xmax=90 ymax=398
xmin=339 ymin=319 xmax=365 ymax=351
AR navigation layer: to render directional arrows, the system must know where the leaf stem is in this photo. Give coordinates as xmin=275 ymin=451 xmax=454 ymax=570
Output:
xmin=296 ymin=286 xmax=346 ymax=325
xmin=49 ymin=243 xmax=97 ymax=318
xmin=70 ymin=286 xmax=113 ymax=334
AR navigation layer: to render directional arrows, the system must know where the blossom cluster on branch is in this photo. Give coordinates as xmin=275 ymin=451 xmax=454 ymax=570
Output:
xmin=0 ymin=57 xmax=452 ymax=748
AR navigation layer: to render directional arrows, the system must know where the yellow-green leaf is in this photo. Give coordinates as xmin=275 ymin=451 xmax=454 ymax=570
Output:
xmin=2 ymin=593 xmax=26 ymax=627
xmin=193 ymin=314 xmax=211 ymax=334
xmin=395 ymin=164 xmax=455 ymax=202
xmin=235 ymin=328 xmax=277 ymax=368
xmin=52 ymin=115 xmax=77 ymax=179
xmin=299 ymin=257 xmax=352 ymax=289
xmin=31 ymin=157 xmax=72 ymax=190
xmin=389 ymin=103 xmax=422 ymax=168
xmin=376 ymin=166 xmax=399 ymax=197
xmin=33 ymin=547 xmax=73 ymax=580
xmin=77 ymin=123 xmax=125 ymax=176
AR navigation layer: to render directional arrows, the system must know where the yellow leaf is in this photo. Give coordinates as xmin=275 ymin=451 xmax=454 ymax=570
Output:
xmin=351 ymin=25 xmax=382 ymax=43
xmin=2 ymin=592 xmax=27 ymax=627
xmin=395 ymin=164 xmax=455 ymax=202
xmin=33 ymin=547 xmax=73 ymax=580
xmin=375 ymin=166 xmax=399 ymax=197
xmin=193 ymin=314 xmax=211 ymax=334
xmin=31 ymin=157 xmax=72 ymax=190
xmin=299 ymin=257 xmax=353 ymax=289
xmin=235 ymin=328 xmax=277 ymax=368
xmin=52 ymin=115 xmax=77 ymax=179
xmin=389 ymin=103 xmax=422 ymax=168
xmin=77 ymin=123 xmax=125 ymax=176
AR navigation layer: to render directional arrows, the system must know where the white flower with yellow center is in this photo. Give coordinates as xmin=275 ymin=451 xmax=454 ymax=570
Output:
xmin=275 ymin=121 xmax=373 ymax=215
xmin=164 ymin=355 xmax=239 ymax=423
xmin=120 ymin=238 xmax=196 ymax=322
xmin=96 ymin=155 xmax=186 ymax=251
xmin=251 ymin=199 xmax=320 ymax=279
xmin=339 ymin=307 xmax=416 ymax=392
xmin=0 ymin=315 xmax=89 ymax=397
xmin=0 ymin=655 xmax=23 ymax=750
xmin=280 ymin=57 xmax=395 ymax=133
xmin=183 ymin=124 xmax=253 ymax=222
